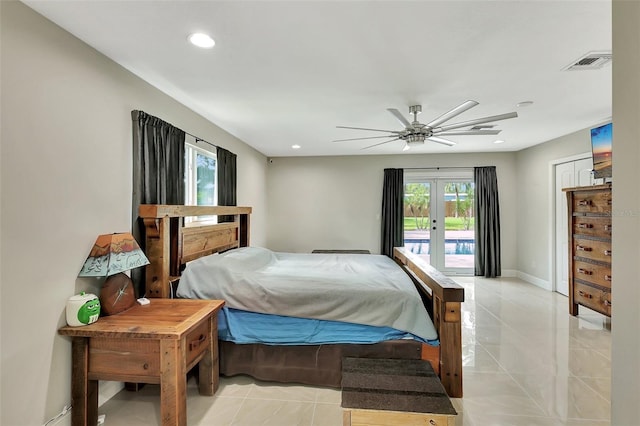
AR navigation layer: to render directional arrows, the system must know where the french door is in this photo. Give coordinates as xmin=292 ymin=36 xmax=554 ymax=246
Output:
xmin=404 ymin=171 xmax=475 ymax=275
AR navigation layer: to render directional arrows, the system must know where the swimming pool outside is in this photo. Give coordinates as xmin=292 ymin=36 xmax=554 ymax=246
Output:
xmin=404 ymin=230 xmax=475 ymax=269
xmin=405 ymin=240 xmax=474 ymax=255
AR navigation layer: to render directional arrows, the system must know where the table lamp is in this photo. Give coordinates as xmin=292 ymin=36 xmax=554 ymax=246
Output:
xmin=78 ymin=232 xmax=150 ymax=315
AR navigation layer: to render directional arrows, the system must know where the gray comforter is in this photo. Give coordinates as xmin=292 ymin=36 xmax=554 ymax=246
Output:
xmin=176 ymin=247 xmax=438 ymax=341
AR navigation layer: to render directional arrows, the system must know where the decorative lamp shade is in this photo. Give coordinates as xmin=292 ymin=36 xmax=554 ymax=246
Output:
xmin=79 ymin=233 xmax=150 ymax=277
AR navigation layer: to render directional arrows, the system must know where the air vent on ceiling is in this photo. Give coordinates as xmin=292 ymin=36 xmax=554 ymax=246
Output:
xmin=564 ymin=51 xmax=612 ymax=71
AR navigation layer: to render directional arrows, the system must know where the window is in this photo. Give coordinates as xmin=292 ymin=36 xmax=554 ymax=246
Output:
xmin=185 ymin=142 xmax=217 ymax=222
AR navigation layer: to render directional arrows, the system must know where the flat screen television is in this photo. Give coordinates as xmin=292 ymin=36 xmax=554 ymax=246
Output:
xmin=590 ymin=122 xmax=612 ymax=180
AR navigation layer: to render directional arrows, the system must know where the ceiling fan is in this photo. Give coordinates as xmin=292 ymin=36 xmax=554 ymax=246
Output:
xmin=333 ymin=100 xmax=518 ymax=150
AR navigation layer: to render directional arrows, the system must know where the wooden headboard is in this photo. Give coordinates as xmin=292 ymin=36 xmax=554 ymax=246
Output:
xmin=138 ymin=204 xmax=252 ymax=298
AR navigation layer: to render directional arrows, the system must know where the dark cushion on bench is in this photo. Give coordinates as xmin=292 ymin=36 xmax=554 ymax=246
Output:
xmin=341 ymin=357 xmax=457 ymax=415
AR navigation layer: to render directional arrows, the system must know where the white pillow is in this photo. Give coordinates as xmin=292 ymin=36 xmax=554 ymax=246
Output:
xmin=216 ymin=246 xmax=276 ymax=271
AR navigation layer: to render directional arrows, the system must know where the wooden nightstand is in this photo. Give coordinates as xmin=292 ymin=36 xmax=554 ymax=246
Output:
xmin=59 ymin=299 xmax=224 ymax=426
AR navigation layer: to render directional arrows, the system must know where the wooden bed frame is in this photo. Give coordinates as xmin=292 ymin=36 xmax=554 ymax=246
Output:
xmin=138 ymin=204 xmax=464 ymax=397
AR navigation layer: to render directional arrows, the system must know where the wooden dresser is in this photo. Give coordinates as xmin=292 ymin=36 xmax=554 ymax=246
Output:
xmin=563 ymin=184 xmax=612 ymax=317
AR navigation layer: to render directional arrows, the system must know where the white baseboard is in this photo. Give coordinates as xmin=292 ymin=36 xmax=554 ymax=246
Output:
xmin=501 ymin=269 xmax=517 ymax=277
xmin=516 ymin=271 xmax=552 ymax=291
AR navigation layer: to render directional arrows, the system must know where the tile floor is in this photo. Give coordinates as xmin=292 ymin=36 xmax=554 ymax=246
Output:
xmin=99 ymin=276 xmax=611 ymax=425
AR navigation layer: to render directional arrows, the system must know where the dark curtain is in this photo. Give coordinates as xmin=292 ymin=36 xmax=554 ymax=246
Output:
xmin=131 ymin=110 xmax=186 ymax=293
xmin=381 ymin=168 xmax=404 ymax=257
xmin=217 ymin=147 xmax=237 ymax=223
xmin=474 ymin=166 xmax=501 ymax=277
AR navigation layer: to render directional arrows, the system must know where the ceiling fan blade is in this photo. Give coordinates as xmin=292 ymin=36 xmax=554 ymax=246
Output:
xmin=425 ymin=100 xmax=479 ymax=128
xmin=437 ymin=129 xmax=502 ymax=136
xmin=336 ymin=125 xmax=401 ymax=134
xmin=427 ymin=136 xmax=457 ymax=146
xmin=387 ymin=108 xmax=412 ymax=128
xmin=332 ymin=135 xmax=396 ymax=142
xmin=434 ymin=111 xmax=518 ymax=133
xmin=361 ymin=138 xmax=401 ymax=150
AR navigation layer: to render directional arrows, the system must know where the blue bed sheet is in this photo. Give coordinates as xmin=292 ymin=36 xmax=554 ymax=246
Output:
xmin=218 ymin=307 xmax=439 ymax=346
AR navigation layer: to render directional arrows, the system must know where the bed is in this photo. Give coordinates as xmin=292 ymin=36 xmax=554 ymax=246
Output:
xmin=138 ymin=204 xmax=464 ymax=397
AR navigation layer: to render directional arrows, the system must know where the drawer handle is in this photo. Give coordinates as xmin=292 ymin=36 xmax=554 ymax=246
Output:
xmin=604 ymin=224 xmax=612 ymax=231
xmin=604 ymin=300 xmax=612 ymax=307
xmin=604 ymin=250 xmax=612 ymax=256
xmin=607 ymin=199 xmax=612 ymax=206
xmin=605 ymin=275 xmax=612 ymax=281
xmin=577 ymin=268 xmax=593 ymax=275
xmin=576 ymin=245 xmax=592 ymax=252
xmin=577 ymin=223 xmax=594 ymax=229
xmin=578 ymin=200 xmax=593 ymax=206
xmin=578 ymin=290 xmax=593 ymax=299
xmin=189 ymin=334 xmax=206 ymax=351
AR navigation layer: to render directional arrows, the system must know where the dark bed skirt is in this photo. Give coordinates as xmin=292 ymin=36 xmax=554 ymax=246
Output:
xmin=219 ymin=339 xmax=424 ymax=388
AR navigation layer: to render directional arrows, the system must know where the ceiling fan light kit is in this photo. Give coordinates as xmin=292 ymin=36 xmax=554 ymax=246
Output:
xmin=334 ymin=100 xmax=518 ymax=151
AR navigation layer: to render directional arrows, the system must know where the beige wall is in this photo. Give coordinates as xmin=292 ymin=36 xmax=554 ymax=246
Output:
xmin=0 ymin=2 xmax=267 ymax=425
xmin=515 ymin=128 xmax=593 ymax=284
xmin=266 ymin=152 xmax=519 ymax=272
xmin=611 ymin=1 xmax=640 ymax=423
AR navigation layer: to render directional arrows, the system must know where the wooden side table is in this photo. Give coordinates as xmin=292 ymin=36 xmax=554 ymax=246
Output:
xmin=59 ymin=299 xmax=224 ymax=426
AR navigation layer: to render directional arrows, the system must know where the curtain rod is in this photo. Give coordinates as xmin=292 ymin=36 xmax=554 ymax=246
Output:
xmin=185 ymin=132 xmax=217 ymax=149
xmin=403 ymin=166 xmax=475 ymax=170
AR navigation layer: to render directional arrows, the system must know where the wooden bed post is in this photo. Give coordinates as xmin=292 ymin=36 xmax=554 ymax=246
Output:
xmin=143 ymin=216 xmax=171 ymax=298
xmin=239 ymin=213 xmax=250 ymax=247
xmin=393 ymin=247 xmax=464 ymax=398
xmin=433 ymin=297 xmax=463 ymax=398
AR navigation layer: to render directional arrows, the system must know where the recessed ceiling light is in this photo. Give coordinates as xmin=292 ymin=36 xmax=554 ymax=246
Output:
xmin=516 ymin=101 xmax=534 ymax=108
xmin=188 ymin=33 xmax=215 ymax=48
xmin=291 ymin=144 xmax=301 ymax=149
xmin=494 ymin=140 xmax=505 ymax=144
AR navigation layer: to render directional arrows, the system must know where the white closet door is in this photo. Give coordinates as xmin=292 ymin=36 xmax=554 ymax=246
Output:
xmin=555 ymin=162 xmax=576 ymax=296
xmin=554 ymin=157 xmax=593 ymax=296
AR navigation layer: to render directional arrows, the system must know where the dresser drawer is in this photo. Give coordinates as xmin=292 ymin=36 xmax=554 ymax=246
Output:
xmin=89 ymin=338 xmax=160 ymax=381
xmin=574 ymin=282 xmax=611 ymax=316
xmin=574 ymin=260 xmax=612 ymax=289
xmin=185 ymin=318 xmax=211 ymax=370
xmin=573 ymin=216 xmax=612 ymax=237
xmin=573 ymin=237 xmax=612 ymax=263
xmin=572 ymin=190 xmax=612 ymax=214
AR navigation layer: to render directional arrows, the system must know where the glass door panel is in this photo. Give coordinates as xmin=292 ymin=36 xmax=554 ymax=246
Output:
xmin=404 ymin=182 xmax=432 ymax=264
xmin=441 ymin=180 xmax=475 ymax=273
xmin=404 ymin=177 xmax=474 ymax=275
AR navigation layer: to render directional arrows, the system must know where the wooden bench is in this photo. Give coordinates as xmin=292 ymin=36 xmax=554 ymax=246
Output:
xmin=341 ymin=357 xmax=457 ymax=426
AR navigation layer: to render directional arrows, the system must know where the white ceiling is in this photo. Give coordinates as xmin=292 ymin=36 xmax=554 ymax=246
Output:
xmin=22 ymin=0 xmax=612 ymax=157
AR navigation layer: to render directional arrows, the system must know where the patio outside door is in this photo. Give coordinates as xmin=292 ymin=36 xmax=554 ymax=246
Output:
xmin=404 ymin=172 xmax=475 ymax=275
